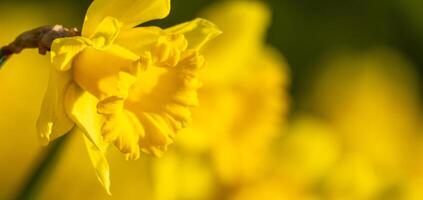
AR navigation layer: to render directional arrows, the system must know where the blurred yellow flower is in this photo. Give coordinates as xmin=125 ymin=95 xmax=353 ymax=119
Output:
xmin=302 ymin=48 xmax=422 ymax=199
xmin=313 ymin=48 xmax=421 ymax=175
xmin=278 ymin=115 xmax=341 ymax=188
xmin=252 ymin=47 xmax=422 ymax=198
xmin=152 ymin=151 xmax=215 ymax=200
xmin=198 ymin=0 xmax=289 ymax=185
xmin=157 ymin=1 xmax=290 ymax=198
xmin=239 ymin=48 xmax=423 ymax=200
xmin=36 ymin=0 xmax=220 ymax=193
xmin=231 ymin=115 xmax=340 ymax=200
xmin=403 ymin=136 xmax=423 ymax=200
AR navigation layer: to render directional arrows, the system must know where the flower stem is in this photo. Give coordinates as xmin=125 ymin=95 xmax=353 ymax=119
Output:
xmin=0 ymin=49 xmax=12 ymax=68
xmin=13 ymin=133 xmax=71 ymax=200
xmin=1 ymin=25 xmax=80 ymax=58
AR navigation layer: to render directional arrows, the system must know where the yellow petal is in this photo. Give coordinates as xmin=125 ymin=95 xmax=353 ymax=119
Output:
xmin=97 ymin=97 xmax=144 ymax=159
xmin=72 ymin=45 xmax=139 ymax=100
xmin=115 ymin=26 xmax=163 ymax=56
xmin=90 ymin=17 xmax=121 ymax=47
xmin=115 ymin=19 xmax=220 ymax=67
xmin=83 ymin=0 xmax=170 ymax=37
xmin=64 ymin=83 xmax=104 ymax=148
xmin=102 ymin=110 xmax=145 ymax=160
xmin=117 ymin=27 xmax=187 ymax=67
xmin=81 ymin=130 xmax=111 ymax=195
xmin=165 ymin=18 xmax=222 ymax=51
xmin=137 ymin=112 xmax=174 ymax=157
xmin=150 ymin=33 xmax=188 ymax=67
xmin=36 ymin=68 xmax=74 ymax=144
xmin=50 ymin=37 xmax=91 ymax=71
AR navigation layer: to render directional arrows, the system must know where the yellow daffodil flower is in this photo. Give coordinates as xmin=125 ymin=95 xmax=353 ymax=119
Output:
xmin=36 ymin=0 xmax=220 ymax=193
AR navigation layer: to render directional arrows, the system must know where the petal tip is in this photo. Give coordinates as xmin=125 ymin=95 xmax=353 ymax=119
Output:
xmin=195 ymin=18 xmax=223 ymax=36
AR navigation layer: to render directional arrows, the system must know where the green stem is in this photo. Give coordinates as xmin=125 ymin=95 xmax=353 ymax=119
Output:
xmin=13 ymin=133 xmax=71 ymax=200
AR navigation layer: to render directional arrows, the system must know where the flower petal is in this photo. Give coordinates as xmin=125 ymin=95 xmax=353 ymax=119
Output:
xmin=115 ymin=26 xmax=163 ymax=56
xmin=165 ymin=18 xmax=222 ymax=51
xmin=96 ymin=97 xmax=144 ymax=158
xmin=137 ymin=112 xmax=174 ymax=157
xmin=36 ymin=68 xmax=74 ymax=144
xmin=101 ymin=109 xmax=145 ymax=160
xmin=64 ymin=83 xmax=104 ymax=148
xmin=115 ymin=18 xmax=220 ymax=67
xmin=72 ymin=45 xmax=139 ymax=100
xmin=90 ymin=17 xmax=122 ymax=47
xmin=50 ymin=37 xmax=91 ymax=71
xmin=83 ymin=0 xmax=170 ymax=37
xmin=81 ymin=130 xmax=111 ymax=195
xmin=116 ymin=27 xmax=187 ymax=68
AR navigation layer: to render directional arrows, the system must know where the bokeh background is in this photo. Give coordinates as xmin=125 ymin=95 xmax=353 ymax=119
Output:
xmin=1 ymin=0 xmax=423 ymax=199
